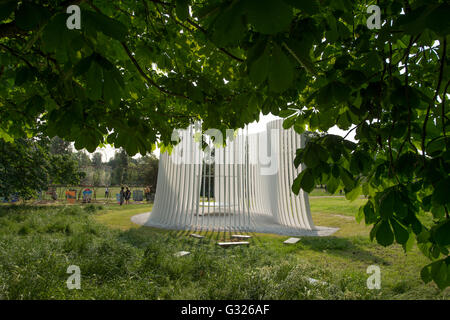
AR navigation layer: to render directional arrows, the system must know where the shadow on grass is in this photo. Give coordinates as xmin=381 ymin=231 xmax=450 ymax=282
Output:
xmin=116 ymin=224 xmax=267 ymax=259
xmin=294 ymin=236 xmax=389 ymax=265
xmin=115 ymin=220 xmax=386 ymax=268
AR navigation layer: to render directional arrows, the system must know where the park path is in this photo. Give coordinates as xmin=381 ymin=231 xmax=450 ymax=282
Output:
xmin=309 ymin=195 xmax=345 ymax=199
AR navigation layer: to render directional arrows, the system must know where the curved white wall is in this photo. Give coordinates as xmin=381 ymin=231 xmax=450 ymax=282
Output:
xmin=140 ymin=119 xmax=327 ymax=235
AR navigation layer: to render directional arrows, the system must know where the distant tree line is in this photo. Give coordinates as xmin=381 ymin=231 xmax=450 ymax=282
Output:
xmin=0 ymin=136 xmax=82 ymax=200
xmin=76 ymin=149 xmax=159 ymax=189
xmin=0 ymin=136 xmax=159 ymax=200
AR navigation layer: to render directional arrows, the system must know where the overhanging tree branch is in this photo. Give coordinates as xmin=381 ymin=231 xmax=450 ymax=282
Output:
xmin=120 ymin=41 xmax=189 ymax=99
xmin=422 ymin=37 xmax=447 ymax=159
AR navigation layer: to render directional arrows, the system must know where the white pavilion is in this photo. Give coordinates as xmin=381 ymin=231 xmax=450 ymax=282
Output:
xmin=132 ymin=119 xmax=337 ymax=236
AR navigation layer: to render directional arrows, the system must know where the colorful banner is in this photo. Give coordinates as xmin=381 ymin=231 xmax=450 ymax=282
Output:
xmin=82 ymin=189 xmax=92 ymax=203
xmin=66 ymin=190 xmax=76 ymax=204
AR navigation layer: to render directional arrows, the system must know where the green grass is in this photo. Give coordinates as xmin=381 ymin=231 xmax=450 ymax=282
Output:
xmin=309 ymin=197 xmax=367 ymax=217
xmin=0 ymin=201 xmax=448 ymax=300
xmin=308 ymin=188 xmax=333 ymax=196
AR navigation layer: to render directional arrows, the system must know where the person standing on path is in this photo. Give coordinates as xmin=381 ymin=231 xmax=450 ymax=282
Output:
xmin=125 ymin=187 xmax=131 ymax=205
xmin=119 ymin=186 xmax=125 ymax=206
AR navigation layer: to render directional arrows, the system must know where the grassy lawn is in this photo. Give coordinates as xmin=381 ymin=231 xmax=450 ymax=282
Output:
xmin=0 ymin=199 xmax=448 ymax=300
xmin=310 ymin=197 xmax=367 ymax=217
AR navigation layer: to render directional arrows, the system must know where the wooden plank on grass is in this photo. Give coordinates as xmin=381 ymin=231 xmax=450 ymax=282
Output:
xmin=174 ymin=251 xmax=190 ymax=257
xmin=218 ymin=241 xmax=249 ymax=247
xmin=283 ymin=237 xmax=300 ymax=244
xmin=231 ymin=234 xmax=252 ymax=239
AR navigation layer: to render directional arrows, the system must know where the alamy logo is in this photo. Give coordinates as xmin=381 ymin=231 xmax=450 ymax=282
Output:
xmin=366 ymin=265 xmax=381 ymax=289
xmin=367 ymin=5 xmax=381 ymax=30
xmin=66 ymin=5 xmax=81 ymax=30
xmin=66 ymin=265 xmax=81 ymax=290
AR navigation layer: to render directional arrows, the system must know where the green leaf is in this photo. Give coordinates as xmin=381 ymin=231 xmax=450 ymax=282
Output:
xmin=26 ymin=95 xmax=46 ymax=116
xmin=74 ymin=55 xmax=94 ymax=76
xmin=0 ymin=0 xmax=16 ymax=21
xmin=299 ymin=168 xmax=315 ymax=193
xmin=84 ymin=10 xmax=128 ymax=41
xmin=86 ymin=62 xmax=103 ymax=101
xmin=103 ymin=71 xmax=121 ymax=108
xmin=376 ymin=220 xmax=394 ymax=247
xmin=211 ymin=1 xmax=246 ymax=46
xmin=394 ymin=200 xmax=408 ymax=219
xmin=425 ymin=4 xmax=450 ymax=36
xmin=294 ymin=149 xmax=304 ymax=168
xmin=434 ymin=220 xmax=450 ymax=247
xmin=430 ymin=260 xmax=449 ymax=290
xmin=303 ymin=145 xmax=318 ymax=168
xmin=326 ymin=175 xmax=339 ymax=194
xmin=391 ymin=218 xmax=409 ymax=245
xmin=309 ymin=112 xmax=319 ymax=130
xmin=15 ymin=67 xmax=32 ymax=86
xmin=325 ymin=15 xmax=338 ymax=42
xmin=282 ymin=0 xmax=319 ymax=15
xmin=379 ymin=190 xmax=395 ymax=219
xmin=268 ymin=45 xmax=293 ymax=92
xmin=249 ymin=49 xmax=269 ymax=85
xmin=245 ymin=0 xmax=293 ymax=35
xmin=15 ymin=2 xmax=49 ymax=30
xmin=187 ymin=85 xmax=204 ymax=103
xmin=332 ymin=81 xmax=351 ymax=103
xmin=317 ymin=145 xmax=329 ymax=162
xmin=339 ymin=167 xmax=355 ymax=191
xmin=345 ymin=184 xmax=361 ymax=201
xmin=402 ymin=231 xmax=415 ymax=252
xmin=432 ymin=178 xmax=450 ymax=206
xmin=356 ymin=206 xmax=364 ymax=223
xmin=363 ymin=201 xmax=378 ymax=224
xmin=0 ymin=128 xmax=14 ymax=143
xmin=41 ymin=14 xmax=69 ymax=53
xmin=316 ymin=83 xmax=333 ymax=107
xmin=176 ymin=0 xmax=190 ymax=21
xmin=293 ymin=119 xmax=306 ymax=134
xmin=284 ymin=40 xmax=316 ymax=75
xmin=292 ymin=172 xmax=303 ymax=195
xmin=426 ymin=137 xmax=446 ymax=156
xmin=282 ymin=115 xmax=296 ymax=129
xmin=421 ymin=264 xmax=433 ymax=284
xmin=370 ymin=220 xmax=380 ymax=242
xmin=279 ymin=109 xmax=297 ymax=118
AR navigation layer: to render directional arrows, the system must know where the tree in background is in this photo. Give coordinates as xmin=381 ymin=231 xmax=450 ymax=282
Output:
xmin=109 ymin=149 xmax=130 ymax=186
xmin=0 ymin=139 xmax=50 ymax=200
xmin=106 ymin=149 xmax=158 ymax=187
xmin=132 ymin=154 xmax=159 ymax=190
xmin=92 ymin=152 xmax=103 ymax=168
xmin=49 ymin=136 xmax=72 ymax=155
xmin=0 ymin=138 xmax=82 ymax=200
xmin=48 ymin=153 xmax=82 ymax=186
xmin=91 ymin=152 xmax=102 ymax=187
xmin=72 ymin=150 xmax=92 ymax=168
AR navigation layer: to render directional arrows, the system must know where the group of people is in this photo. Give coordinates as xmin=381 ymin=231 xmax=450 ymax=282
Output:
xmin=119 ymin=186 xmax=131 ymax=206
xmin=103 ymin=186 xmax=152 ymax=205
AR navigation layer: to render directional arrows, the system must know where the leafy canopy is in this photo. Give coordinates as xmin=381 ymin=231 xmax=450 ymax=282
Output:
xmin=0 ymin=0 xmax=449 ymax=288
